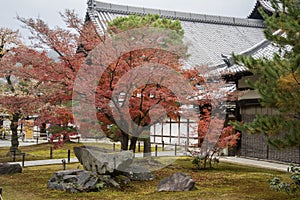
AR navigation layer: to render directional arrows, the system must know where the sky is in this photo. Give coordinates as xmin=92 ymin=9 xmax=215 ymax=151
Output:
xmin=0 ymin=0 xmax=257 ymax=41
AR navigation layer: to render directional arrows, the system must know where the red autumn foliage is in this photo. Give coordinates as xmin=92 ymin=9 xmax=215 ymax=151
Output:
xmin=2 ymin=10 xmax=240 ymax=155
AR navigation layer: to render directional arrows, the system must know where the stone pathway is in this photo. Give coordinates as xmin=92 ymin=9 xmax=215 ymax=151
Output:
xmin=9 ymin=157 xmax=79 ymax=167
xmin=219 ymin=156 xmax=290 ymax=172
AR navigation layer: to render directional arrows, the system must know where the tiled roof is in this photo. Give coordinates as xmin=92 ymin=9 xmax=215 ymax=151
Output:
xmin=86 ymin=0 xmax=267 ymax=67
xmin=89 ymin=1 xmax=265 ymax=27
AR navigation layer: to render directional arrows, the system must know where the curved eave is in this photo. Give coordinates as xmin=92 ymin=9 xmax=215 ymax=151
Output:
xmin=248 ymin=0 xmax=274 ymax=19
xmin=213 ymin=39 xmax=280 ymax=79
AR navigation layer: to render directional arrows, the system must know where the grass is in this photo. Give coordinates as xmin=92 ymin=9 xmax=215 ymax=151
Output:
xmin=0 ymin=142 xmax=85 ymax=162
xmin=0 ymin=140 xmax=163 ymax=162
xmin=0 ymin=157 xmax=299 ymax=200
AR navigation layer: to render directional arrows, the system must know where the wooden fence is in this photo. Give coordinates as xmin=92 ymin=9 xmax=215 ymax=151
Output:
xmin=240 ymin=112 xmax=300 ymax=163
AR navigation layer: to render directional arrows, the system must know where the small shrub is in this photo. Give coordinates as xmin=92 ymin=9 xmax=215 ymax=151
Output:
xmin=189 ymin=148 xmax=219 ymax=169
xmin=270 ymin=164 xmax=300 ymax=194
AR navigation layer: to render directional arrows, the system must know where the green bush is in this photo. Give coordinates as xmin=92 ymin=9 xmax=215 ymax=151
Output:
xmin=270 ymin=165 xmax=300 ymax=194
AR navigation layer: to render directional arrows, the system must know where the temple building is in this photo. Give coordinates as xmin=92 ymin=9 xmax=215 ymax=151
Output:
xmin=85 ymin=0 xmax=299 ymax=163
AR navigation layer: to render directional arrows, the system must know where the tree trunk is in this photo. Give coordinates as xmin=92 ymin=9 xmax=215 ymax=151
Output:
xmin=40 ymin=123 xmax=47 ymax=137
xmin=62 ymin=132 xmax=71 ymax=142
xmin=208 ymin=157 xmax=212 ymax=168
xmin=203 ymin=156 xmax=207 ymax=169
xmin=10 ymin=113 xmax=21 ymax=154
xmin=129 ymin=137 xmax=138 ymax=152
xmin=0 ymin=118 xmax=3 ymax=139
xmin=120 ymin=131 xmax=129 ymax=151
xmin=143 ymin=137 xmax=151 ymax=157
xmin=208 ymin=151 xmax=216 ymax=168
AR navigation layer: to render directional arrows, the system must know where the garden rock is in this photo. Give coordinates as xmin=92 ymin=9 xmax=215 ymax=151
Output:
xmin=157 ymin=172 xmax=196 ymax=192
xmin=48 ymin=169 xmax=121 ymax=193
xmin=121 ymin=164 xmax=155 ymax=181
xmin=73 ymin=147 xmax=156 ymax=182
xmin=0 ymin=163 xmax=22 ymax=175
xmin=74 ymin=146 xmax=134 ymax=174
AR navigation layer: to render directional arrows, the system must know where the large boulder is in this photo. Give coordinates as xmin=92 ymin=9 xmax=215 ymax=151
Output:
xmin=73 ymin=146 xmax=157 ymax=181
xmin=0 ymin=163 xmax=22 ymax=175
xmin=157 ymin=172 xmax=196 ymax=192
xmin=74 ymin=146 xmax=133 ymax=174
xmin=48 ymin=169 xmax=121 ymax=193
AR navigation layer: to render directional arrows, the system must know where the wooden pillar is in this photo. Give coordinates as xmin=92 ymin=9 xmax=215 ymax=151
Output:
xmin=161 ymin=121 xmax=164 ymax=145
xmin=153 ymin=124 xmax=156 ymax=144
xmin=178 ymin=116 xmax=181 ymax=146
xmin=187 ymin=119 xmax=190 ymax=147
xmin=169 ymin=118 xmax=172 ymax=144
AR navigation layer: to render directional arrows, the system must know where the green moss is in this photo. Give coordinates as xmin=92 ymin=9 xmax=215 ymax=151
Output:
xmin=1 ymin=158 xmax=299 ymax=200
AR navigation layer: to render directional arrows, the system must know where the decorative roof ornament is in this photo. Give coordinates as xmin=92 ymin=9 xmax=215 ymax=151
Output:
xmin=87 ymin=0 xmax=96 ymax=10
xmin=221 ymin=54 xmax=232 ymax=68
xmin=248 ymin=0 xmax=275 ymax=19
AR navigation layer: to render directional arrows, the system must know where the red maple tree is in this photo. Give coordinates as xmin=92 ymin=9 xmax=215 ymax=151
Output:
xmin=14 ymin=11 xmax=240 ymax=156
xmin=0 ymin=44 xmax=66 ymax=152
xmin=14 ymin=10 xmax=101 ymax=146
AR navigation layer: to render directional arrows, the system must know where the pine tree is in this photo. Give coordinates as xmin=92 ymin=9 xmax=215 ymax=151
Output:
xmin=233 ymin=0 xmax=300 ymax=148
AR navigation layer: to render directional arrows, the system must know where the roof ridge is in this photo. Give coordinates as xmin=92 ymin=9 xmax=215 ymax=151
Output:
xmin=90 ymin=0 xmax=265 ymax=28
